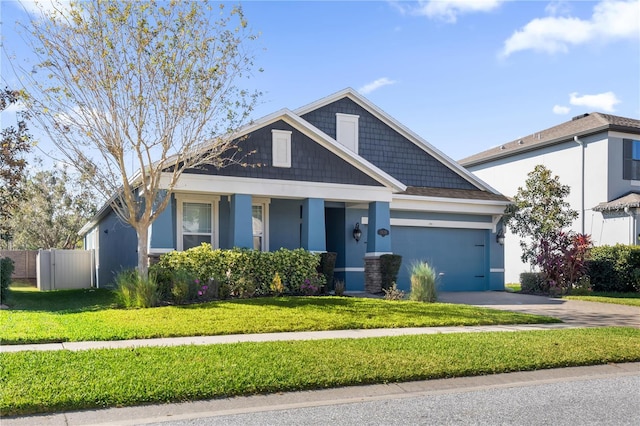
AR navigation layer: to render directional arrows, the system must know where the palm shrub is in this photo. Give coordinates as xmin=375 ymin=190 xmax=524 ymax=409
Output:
xmin=115 ymin=269 xmax=159 ymax=308
xmin=409 ymin=261 xmax=437 ymax=302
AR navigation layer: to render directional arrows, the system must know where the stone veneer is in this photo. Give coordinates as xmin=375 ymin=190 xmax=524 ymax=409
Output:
xmin=364 ymin=256 xmax=383 ymax=294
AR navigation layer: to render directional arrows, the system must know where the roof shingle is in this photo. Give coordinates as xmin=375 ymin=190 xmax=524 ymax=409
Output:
xmin=460 ymin=112 xmax=640 ymax=167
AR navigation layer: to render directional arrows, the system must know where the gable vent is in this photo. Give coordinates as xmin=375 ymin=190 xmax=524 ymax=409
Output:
xmin=336 ymin=113 xmax=359 ymax=153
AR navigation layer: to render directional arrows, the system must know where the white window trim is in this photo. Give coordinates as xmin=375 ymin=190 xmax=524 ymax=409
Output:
xmin=272 ymin=129 xmax=292 ymax=168
xmin=252 ymin=197 xmax=270 ymax=251
xmin=336 ymin=113 xmax=359 ymax=153
xmin=175 ymin=194 xmax=220 ymax=251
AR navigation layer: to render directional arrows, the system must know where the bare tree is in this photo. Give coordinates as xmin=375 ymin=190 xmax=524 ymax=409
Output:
xmin=19 ymin=1 xmax=260 ymax=277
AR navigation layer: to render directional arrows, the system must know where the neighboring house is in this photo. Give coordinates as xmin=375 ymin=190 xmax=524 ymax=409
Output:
xmin=460 ymin=112 xmax=640 ymax=283
xmin=80 ymin=88 xmax=509 ymax=292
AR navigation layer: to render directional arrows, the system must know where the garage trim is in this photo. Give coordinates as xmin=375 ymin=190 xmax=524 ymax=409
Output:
xmin=361 ymin=217 xmax=493 ymax=230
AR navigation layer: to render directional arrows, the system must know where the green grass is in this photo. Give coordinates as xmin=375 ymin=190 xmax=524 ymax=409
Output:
xmin=505 ymin=283 xmax=521 ymax=292
xmin=564 ymin=292 xmax=640 ymax=307
xmin=0 ymin=288 xmax=559 ymax=344
xmin=2 ymin=327 xmax=639 ymax=416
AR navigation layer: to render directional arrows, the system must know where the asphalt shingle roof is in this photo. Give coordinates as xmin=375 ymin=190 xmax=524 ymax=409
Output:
xmin=593 ymin=192 xmax=640 ymax=212
xmin=401 ymin=186 xmax=510 ymax=202
xmin=459 ymin=112 xmax=640 ymax=167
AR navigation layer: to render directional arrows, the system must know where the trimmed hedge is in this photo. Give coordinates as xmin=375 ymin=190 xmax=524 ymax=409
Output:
xmin=519 ymin=272 xmax=546 ymax=294
xmin=586 ymin=245 xmax=640 ymax=292
xmin=1 ymin=257 xmax=14 ymax=303
xmin=380 ymin=254 xmax=402 ymax=291
xmin=318 ymin=252 xmax=337 ymax=292
xmin=151 ymin=244 xmax=325 ymax=298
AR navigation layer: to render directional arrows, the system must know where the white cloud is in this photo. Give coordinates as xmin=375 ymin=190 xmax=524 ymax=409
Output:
xmin=569 ymin=91 xmax=621 ymax=112
xmin=553 ymin=105 xmax=571 ymax=115
xmin=501 ymin=0 xmax=640 ymax=57
xmin=358 ymin=78 xmax=397 ymax=95
xmin=395 ymin=0 xmax=505 ymax=23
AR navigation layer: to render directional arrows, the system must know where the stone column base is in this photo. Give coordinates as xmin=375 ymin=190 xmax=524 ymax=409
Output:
xmin=364 ymin=256 xmax=383 ymax=294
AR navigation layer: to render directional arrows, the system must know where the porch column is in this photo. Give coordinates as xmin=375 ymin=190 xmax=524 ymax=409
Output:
xmin=365 ymin=201 xmax=391 ymax=294
xmin=301 ymin=198 xmax=326 ymax=252
xmin=230 ymin=194 xmax=253 ymax=249
xmin=366 ymin=201 xmax=391 ymax=255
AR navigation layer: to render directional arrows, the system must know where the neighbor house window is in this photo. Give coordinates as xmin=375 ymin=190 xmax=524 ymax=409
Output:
xmin=251 ymin=198 xmax=270 ymax=251
xmin=175 ymin=194 xmax=219 ymax=251
xmin=623 ymin=139 xmax=640 ymax=180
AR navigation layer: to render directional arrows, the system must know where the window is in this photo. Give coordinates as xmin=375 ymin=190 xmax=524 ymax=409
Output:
xmin=272 ymin=130 xmax=292 ymax=168
xmin=175 ymin=194 xmax=219 ymax=251
xmin=252 ymin=205 xmax=264 ymax=251
xmin=251 ymin=198 xmax=269 ymax=251
xmin=623 ymin=139 xmax=640 ymax=180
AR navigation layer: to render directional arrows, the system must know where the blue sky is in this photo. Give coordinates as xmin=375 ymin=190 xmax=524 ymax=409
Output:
xmin=2 ymin=0 xmax=639 ymax=165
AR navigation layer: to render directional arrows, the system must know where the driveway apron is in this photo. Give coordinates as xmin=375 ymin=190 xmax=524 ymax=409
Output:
xmin=438 ymin=292 xmax=640 ymax=328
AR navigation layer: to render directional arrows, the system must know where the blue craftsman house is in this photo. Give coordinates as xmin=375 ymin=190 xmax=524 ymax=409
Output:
xmin=81 ymin=89 xmax=510 ymax=292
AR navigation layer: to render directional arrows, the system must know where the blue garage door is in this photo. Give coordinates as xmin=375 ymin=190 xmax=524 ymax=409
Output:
xmin=391 ymin=227 xmax=488 ymax=292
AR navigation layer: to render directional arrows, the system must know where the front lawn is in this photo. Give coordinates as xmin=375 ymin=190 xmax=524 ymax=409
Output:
xmin=563 ymin=292 xmax=640 ymax=307
xmin=2 ymin=327 xmax=639 ymax=416
xmin=0 ymin=288 xmax=559 ymax=345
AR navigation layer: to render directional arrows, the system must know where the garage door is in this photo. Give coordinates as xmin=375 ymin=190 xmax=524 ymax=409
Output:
xmin=391 ymin=227 xmax=488 ymax=292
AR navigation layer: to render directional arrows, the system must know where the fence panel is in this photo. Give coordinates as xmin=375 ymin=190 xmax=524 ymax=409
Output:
xmin=37 ymin=249 xmax=94 ymax=290
xmin=0 ymin=250 xmax=38 ymax=282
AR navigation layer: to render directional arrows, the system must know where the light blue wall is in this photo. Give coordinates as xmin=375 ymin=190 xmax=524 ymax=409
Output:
xmin=97 ymin=209 xmax=138 ymax=288
xmin=150 ymin=193 xmax=176 ymax=250
xmin=345 ymin=207 xmax=367 ymax=291
xmin=269 ymin=199 xmax=302 ymax=250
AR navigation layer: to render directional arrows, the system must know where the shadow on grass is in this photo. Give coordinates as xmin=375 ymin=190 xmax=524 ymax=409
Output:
xmin=5 ymin=288 xmax=118 ymax=313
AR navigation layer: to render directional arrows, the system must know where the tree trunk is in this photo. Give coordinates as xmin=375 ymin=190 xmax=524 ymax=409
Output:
xmin=137 ymin=225 xmax=149 ymax=280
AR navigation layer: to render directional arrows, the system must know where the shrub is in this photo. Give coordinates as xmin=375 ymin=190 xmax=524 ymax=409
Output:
xmin=154 ymin=245 xmax=322 ymax=298
xmin=520 ymin=272 xmax=546 ymax=294
xmin=270 ymin=272 xmax=286 ymax=295
xmin=383 ymin=282 xmax=405 ymax=300
xmin=535 ymin=232 xmax=592 ymax=295
xmin=334 ymin=280 xmax=345 ymax=296
xmin=409 ymin=261 xmax=437 ymax=302
xmin=115 ymin=270 xmax=159 ymax=308
xmin=318 ymin=252 xmax=337 ymax=292
xmin=380 ymin=254 xmax=402 ymax=291
xmin=586 ymin=245 xmax=640 ymax=292
xmin=1 ymin=257 xmax=15 ymax=303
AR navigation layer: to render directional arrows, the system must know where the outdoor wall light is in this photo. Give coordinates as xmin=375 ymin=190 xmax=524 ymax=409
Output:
xmin=353 ymin=223 xmax=362 ymax=242
xmin=496 ymin=228 xmax=505 ymax=246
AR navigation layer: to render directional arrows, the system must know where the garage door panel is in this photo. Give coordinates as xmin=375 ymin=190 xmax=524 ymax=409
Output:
xmin=391 ymin=227 xmax=487 ymax=292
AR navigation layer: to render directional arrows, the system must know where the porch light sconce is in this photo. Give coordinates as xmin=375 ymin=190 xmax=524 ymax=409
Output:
xmin=353 ymin=223 xmax=362 ymax=243
xmin=496 ymin=229 xmax=505 ymax=246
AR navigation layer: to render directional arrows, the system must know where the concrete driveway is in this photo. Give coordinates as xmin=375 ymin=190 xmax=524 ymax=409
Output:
xmin=438 ymin=292 xmax=640 ymax=328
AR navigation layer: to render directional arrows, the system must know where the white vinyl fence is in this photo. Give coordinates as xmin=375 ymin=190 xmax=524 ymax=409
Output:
xmin=37 ymin=249 xmax=95 ymax=291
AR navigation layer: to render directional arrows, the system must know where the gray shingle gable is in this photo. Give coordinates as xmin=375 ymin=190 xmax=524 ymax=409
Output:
xmin=185 ymin=120 xmax=382 ymax=187
xmin=301 ymin=98 xmax=476 ymax=190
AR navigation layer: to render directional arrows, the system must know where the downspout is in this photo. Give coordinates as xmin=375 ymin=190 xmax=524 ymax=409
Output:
xmin=574 ymin=136 xmax=585 ymax=234
xmin=624 ymin=206 xmax=636 ymax=245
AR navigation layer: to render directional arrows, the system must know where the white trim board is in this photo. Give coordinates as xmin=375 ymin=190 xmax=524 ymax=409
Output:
xmin=163 ymin=173 xmax=394 ymax=203
xmin=361 ymin=217 xmax=494 ymax=230
xmin=334 ymin=267 xmax=365 ymax=272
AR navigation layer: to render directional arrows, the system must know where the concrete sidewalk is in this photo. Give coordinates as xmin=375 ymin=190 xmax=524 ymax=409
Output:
xmin=0 ymin=323 xmax=576 ymax=353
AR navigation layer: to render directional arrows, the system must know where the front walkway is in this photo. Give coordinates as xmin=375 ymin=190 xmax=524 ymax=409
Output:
xmin=438 ymin=291 xmax=640 ymax=328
